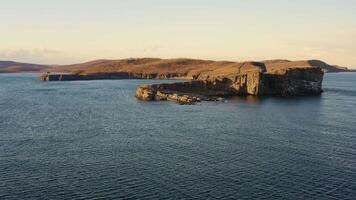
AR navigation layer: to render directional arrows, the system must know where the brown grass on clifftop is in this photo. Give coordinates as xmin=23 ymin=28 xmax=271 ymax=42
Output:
xmin=43 ymin=58 xmax=348 ymax=79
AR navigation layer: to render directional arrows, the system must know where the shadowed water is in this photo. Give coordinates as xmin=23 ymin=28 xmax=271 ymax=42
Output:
xmin=0 ymin=73 xmax=355 ymax=200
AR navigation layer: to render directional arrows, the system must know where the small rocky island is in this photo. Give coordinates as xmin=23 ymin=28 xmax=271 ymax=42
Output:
xmin=39 ymin=58 xmax=326 ymax=104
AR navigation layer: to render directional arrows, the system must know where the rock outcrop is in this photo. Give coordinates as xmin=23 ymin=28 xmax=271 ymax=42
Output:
xmin=136 ymin=85 xmax=202 ymax=105
xmin=135 ymin=64 xmax=324 ymax=104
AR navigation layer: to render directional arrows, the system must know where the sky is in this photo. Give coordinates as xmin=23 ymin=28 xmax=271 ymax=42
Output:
xmin=0 ymin=0 xmax=355 ymax=68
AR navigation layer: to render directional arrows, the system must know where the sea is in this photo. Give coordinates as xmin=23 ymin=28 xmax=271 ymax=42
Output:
xmin=0 ymin=73 xmax=355 ymax=200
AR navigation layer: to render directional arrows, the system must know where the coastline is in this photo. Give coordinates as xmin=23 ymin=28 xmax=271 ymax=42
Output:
xmin=39 ymin=63 xmax=325 ymax=104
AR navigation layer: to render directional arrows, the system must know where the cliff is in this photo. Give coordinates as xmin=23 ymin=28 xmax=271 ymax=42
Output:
xmin=135 ymin=65 xmax=324 ymax=104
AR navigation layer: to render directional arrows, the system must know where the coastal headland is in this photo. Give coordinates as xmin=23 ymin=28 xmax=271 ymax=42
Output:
xmin=38 ymin=58 xmax=328 ymax=104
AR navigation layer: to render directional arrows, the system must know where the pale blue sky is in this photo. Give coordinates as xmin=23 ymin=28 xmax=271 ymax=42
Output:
xmin=0 ymin=0 xmax=355 ymax=67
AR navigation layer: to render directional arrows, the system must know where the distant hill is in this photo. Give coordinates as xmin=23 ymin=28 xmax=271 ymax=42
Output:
xmin=46 ymin=58 xmax=353 ymax=78
xmin=1 ymin=58 xmax=353 ymax=74
xmin=0 ymin=61 xmax=49 ymax=73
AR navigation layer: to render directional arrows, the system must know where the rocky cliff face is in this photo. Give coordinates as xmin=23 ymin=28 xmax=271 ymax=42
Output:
xmin=262 ymin=68 xmax=324 ymax=96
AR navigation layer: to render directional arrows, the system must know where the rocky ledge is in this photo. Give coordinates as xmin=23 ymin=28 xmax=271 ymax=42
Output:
xmin=136 ymin=82 xmax=228 ymax=105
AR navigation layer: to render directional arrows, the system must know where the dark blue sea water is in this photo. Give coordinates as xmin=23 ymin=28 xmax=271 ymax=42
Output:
xmin=0 ymin=73 xmax=355 ymax=200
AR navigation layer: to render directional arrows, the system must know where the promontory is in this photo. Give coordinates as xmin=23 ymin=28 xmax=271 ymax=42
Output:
xmin=38 ymin=58 xmax=344 ymax=104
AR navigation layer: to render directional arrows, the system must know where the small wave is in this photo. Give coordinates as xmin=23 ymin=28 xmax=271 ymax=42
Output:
xmin=324 ymin=88 xmax=356 ymax=97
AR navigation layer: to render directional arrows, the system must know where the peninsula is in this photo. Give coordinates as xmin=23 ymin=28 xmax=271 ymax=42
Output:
xmin=37 ymin=58 xmax=331 ymax=104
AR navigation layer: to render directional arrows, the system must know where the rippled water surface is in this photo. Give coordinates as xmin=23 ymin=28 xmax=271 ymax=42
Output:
xmin=0 ymin=73 xmax=356 ymax=200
